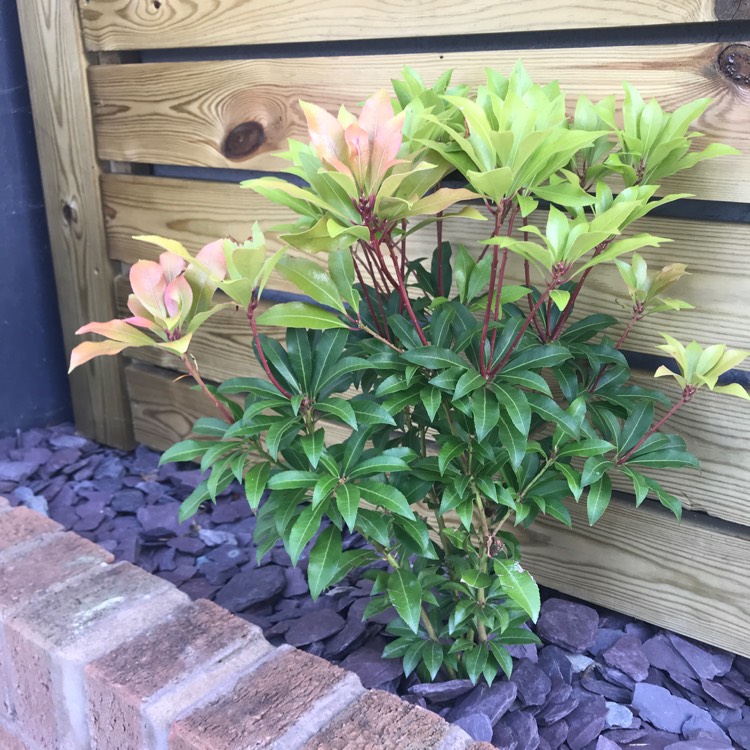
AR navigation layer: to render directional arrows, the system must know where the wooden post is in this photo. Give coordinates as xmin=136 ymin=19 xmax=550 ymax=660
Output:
xmin=16 ymin=0 xmax=133 ymax=449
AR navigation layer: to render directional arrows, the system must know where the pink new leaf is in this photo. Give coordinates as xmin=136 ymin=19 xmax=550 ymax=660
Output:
xmin=370 ymin=111 xmax=406 ymax=188
xmin=159 ymin=252 xmax=188 ymax=283
xmin=299 ymin=100 xmax=352 ymax=177
xmin=195 ymin=239 xmax=227 ymax=280
xmin=164 ymin=275 xmax=194 ymax=324
xmin=129 ymin=260 xmax=168 ymax=320
xmin=344 ymin=123 xmax=371 ymax=189
xmin=358 ymin=89 xmax=394 ymax=143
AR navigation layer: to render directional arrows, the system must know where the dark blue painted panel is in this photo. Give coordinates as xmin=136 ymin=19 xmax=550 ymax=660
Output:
xmin=0 ymin=2 xmax=72 ymax=436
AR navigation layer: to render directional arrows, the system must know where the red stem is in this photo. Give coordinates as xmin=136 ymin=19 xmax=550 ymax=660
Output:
xmin=181 ymin=355 xmax=234 ymax=424
xmin=247 ymin=304 xmax=293 ymax=399
xmin=385 ymin=238 xmax=428 ymax=346
xmin=588 ymin=304 xmax=643 ymax=393
xmin=616 ymin=388 xmax=695 ymax=464
xmin=352 ymin=252 xmax=387 ymax=338
xmin=489 ymin=285 xmax=555 ymax=378
xmin=550 ymin=239 xmax=612 ymax=340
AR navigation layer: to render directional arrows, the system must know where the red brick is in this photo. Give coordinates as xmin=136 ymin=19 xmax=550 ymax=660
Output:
xmin=468 ymin=744 xmax=496 ymax=750
xmin=301 ymin=690 xmax=471 ymax=750
xmin=0 ymin=720 xmax=33 ymax=750
xmin=0 ymin=533 xmax=112 ymax=721
xmin=169 ymin=647 xmax=364 ymax=750
xmin=86 ymin=599 xmax=273 ymax=750
xmin=0 ymin=508 xmax=61 ymax=554
xmin=5 ymin=561 xmax=187 ymax=750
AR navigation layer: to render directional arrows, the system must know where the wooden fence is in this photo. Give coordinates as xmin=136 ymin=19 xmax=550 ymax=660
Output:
xmin=17 ymin=0 xmax=750 ymax=656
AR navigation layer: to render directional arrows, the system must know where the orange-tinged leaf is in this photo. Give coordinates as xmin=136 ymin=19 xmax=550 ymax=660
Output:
xmin=344 ymin=123 xmax=370 ymax=188
xmin=358 ymin=89 xmax=394 ymax=142
xmin=410 ymin=187 xmax=479 ymax=216
xmin=75 ymin=319 xmax=155 ymax=345
xmin=129 ymin=260 xmax=168 ymax=319
xmin=370 ymin=111 xmax=406 ymax=187
xmin=300 ymin=100 xmax=347 ymax=170
xmin=133 ymin=235 xmax=190 ymax=259
xmin=68 ymin=340 xmax=132 ymax=373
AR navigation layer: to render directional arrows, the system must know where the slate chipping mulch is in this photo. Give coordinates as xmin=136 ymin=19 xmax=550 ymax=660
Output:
xmin=2 ymin=422 xmax=750 ymax=750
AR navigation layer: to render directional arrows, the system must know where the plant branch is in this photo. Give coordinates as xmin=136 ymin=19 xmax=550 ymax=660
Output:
xmin=247 ymin=303 xmax=293 ymax=399
xmin=181 ymin=354 xmax=234 ymax=423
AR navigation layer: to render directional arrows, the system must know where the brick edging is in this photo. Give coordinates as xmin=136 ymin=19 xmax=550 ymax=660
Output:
xmin=0 ymin=497 xmax=492 ymax=749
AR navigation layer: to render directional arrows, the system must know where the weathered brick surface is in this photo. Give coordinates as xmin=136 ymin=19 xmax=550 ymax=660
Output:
xmin=86 ymin=599 xmax=273 ymax=750
xmin=301 ymin=689 xmax=472 ymax=750
xmin=467 ymin=744 xmax=497 ymax=750
xmin=0 ymin=496 xmax=10 ymax=512
xmin=5 ymin=561 xmax=187 ymax=750
xmin=0 ymin=507 xmax=61 ymax=554
xmin=169 ymin=647 xmax=364 ymax=750
xmin=0 ymin=533 xmax=112 ymax=720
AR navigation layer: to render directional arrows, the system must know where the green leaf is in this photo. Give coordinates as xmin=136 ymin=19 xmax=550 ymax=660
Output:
xmin=277 ymin=255 xmax=345 ymax=312
xmin=587 ymin=474 xmax=612 ymax=525
xmin=348 ymin=455 xmax=410 ymax=479
xmin=464 ymin=643 xmax=488 ymax=685
xmin=287 ymin=503 xmax=325 ymax=566
xmin=420 ymin=385 xmax=442 ymax=421
xmin=286 ymin=328 xmax=312 ymax=393
xmin=619 ymin=401 xmax=654 ymax=455
xmin=488 ymin=641 xmax=514 ymax=680
xmin=492 ymin=383 xmax=531 ymax=435
xmin=496 ymin=411 xmax=527 ymax=471
xmin=387 ymin=568 xmax=423 ymax=634
xmin=494 ymin=559 xmax=541 ymax=622
xmin=626 ymin=448 xmax=700 ymax=470
xmin=267 ymin=470 xmax=319 ymax=490
xmin=471 ymin=388 xmax=500 ymax=442
xmin=401 ymin=346 xmax=467 ymax=371
xmin=312 ymin=474 xmax=338 ymax=507
xmin=621 ymin=466 xmax=649 ymax=506
xmin=350 ymin=398 xmax=396 ymax=426
xmin=159 ymin=439 xmax=211 ymax=465
xmin=244 ymin=462 xmax=270 ymax=510
xmin=265 ymin=416 xmax=302 ymax=460
xmin=328 ymin=248 xmax=359 ymax=310
xmin=550 ymin=289 xmax=570 ymax=311
xmin=556 ymin=439 xmax=615 ymax=459
xmin=316 ymin=397 xmax=358 ymax=429
xmin=580 ymin=456 xmax=613 ymax=488
xmin=307 ymin=525 xmax=344 ymax=599
xmin=501 ymin=343 xmax=572 ymax=374
xmin=359 ymin=480 xmax=416 ymax=520
xmin=301 ymin=429 xmax=325 ymax=469
xmin=336 ymin=484 xmax=360 ymax=530
xmin=438 ymin=439 xmax=465 ymax=475
xmin=454 ymin=368 xmax=485 ymax=401
xmin=422 ymin=641 xmax=444 ymax=680
xmin=256 ymin=302 xmax=349 ymax=330
xmin=310 ymin=329 xmax=348 ymax=396
xmin=191 ymin=418 xmax=229 ymax=437
xmin=556 ymin=463 xmax=583 ymax=501
xmin=461 ymin=570 xmax=493 ymax=589
xmin=356 ymin=508 xmax=392 ymax=547
xmin=178 ymin=480 xmax=211 ymax=522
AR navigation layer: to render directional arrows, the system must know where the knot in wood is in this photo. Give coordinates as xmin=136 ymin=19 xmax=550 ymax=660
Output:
xmin=223 ymin=121 xmax=265 ymax=160
xmin=61 ymin=200 xmax=77 ymax=226
xmin=718 ymin=44 xmax=750 ymax=87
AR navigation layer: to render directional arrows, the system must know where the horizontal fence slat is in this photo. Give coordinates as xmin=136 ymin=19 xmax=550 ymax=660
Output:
xmin=78 ymin=0 xmax=719 ymax=51
xmin=516 ymin=498 xmax=750 ymax=659
xmin=125 ymin=362 xmax=750 ymax=658
xmin=103 ymin=174 xmax=750 ymax=362
xmin=89 ymin=44 xmax=750 ymax=202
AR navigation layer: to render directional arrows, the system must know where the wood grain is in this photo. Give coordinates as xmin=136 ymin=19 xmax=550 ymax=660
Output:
xmin=89 ymin=44 xmax=750 ymax=202
xmin=78 ymin=0 xmax=718 ymax=51
xmin=15 ymin=0 xmax=133 ymax=448
xmin=125 ymin=362 xmax=750 ymax=657
xmin=103 ymin=174 xmax=750 ymax=360
xmin=516 ymin=498 xmax=750 ymax=659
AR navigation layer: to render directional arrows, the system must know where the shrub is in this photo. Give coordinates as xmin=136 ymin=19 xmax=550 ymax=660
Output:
xmin=71 ymin=64 xmax=747 ymax=685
